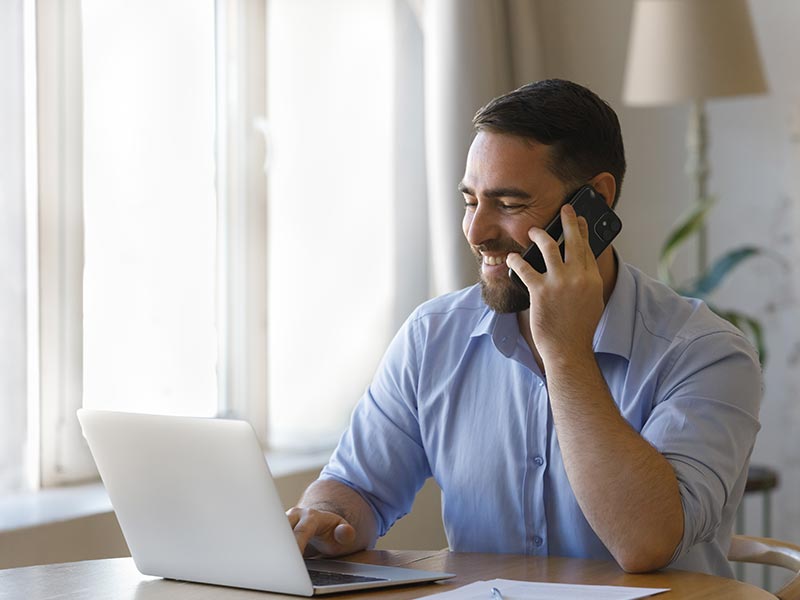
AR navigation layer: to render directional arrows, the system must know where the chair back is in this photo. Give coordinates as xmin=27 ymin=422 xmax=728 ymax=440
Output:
xmin=728 ymin=535 xmax=800 ymax=600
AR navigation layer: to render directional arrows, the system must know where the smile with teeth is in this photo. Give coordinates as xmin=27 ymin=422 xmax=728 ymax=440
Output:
xmin=483 ymin=254 xmax=508 ymax=266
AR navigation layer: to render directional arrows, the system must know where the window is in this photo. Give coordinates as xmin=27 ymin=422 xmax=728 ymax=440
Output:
xmin=81 ymin=0 xmax=218 ymax=417
xmin=7 ymin=0 xmax=409 ymax=491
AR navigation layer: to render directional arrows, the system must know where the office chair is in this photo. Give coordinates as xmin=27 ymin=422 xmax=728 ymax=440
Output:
xmin=728 ymin=535 xmax=800 ymax=600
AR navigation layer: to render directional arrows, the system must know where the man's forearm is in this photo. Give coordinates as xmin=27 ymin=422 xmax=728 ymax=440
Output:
xmin=546 ymin=350 xmax=684 ymax=573
xmin=297 ymin=479 xmax=379 ymax=552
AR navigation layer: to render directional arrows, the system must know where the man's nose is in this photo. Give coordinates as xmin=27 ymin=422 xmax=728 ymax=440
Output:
xmin=465 ymin=203 xmax=500 ymax=246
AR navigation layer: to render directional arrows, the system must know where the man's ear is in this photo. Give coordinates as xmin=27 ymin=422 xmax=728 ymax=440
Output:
xmin=589 ymin=172 xmax=616 ymax=208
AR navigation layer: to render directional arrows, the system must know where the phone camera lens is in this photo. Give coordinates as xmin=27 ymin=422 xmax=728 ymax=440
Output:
xmin=593 ymin=211 xmax=620 ymax=242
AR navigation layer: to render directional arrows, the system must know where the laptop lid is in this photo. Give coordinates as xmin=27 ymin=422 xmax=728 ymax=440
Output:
xmin=77 ymin=409 xmax=453 ymax=596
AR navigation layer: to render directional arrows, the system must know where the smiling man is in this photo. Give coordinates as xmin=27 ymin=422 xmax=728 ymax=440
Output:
xmin=287 ymin=79 xmax=761 ymax=576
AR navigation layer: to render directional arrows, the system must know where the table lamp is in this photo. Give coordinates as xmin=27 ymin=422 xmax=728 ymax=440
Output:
xmin=622 ymin=0 xmax=767 ymax=273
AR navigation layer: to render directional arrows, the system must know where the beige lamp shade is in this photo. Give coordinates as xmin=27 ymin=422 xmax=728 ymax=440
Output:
xmin=622 ymin=0 xmax=767 ymax=105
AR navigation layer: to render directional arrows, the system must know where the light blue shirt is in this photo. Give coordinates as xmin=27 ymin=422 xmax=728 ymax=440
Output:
xmin=320 ymin=260 xmax=761 ymax=576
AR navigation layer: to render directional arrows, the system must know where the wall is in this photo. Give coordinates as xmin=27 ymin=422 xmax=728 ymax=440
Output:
xmin=0 ymin=512 xmax=129 ymax=570
xmin=537 ymin=0 xmax=800 ymax=587
xmin=717 ymin=0 xmax=800 ymax=551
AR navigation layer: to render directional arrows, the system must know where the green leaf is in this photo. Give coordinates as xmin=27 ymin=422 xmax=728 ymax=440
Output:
xmin=685 ymin=246 xmax=762 ymax=298
xmin=658 ymin=197 xmax=716 ymax=286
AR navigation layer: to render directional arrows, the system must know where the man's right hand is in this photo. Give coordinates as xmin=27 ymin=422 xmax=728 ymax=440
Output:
xmin=286 ymin=507 xmax=358 ymax=557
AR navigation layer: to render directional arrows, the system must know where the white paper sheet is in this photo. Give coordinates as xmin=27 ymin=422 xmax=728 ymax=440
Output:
xmin=416 ymin=578 xmax=670 ymax=600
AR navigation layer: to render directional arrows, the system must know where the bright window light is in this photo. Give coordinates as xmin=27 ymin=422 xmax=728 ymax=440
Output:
xmin=82 ymin=0 xmax=217 ymax=416
xmin=266 ymin=0 xmax=394 ymax=449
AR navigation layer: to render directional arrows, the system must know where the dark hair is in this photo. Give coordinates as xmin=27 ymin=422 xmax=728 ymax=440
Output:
xmin=472 ymin=79 xmax=626 ymax=206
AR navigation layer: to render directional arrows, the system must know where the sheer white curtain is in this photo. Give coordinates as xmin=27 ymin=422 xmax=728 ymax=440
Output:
xmin=266 ymin=0 xmax=546 ymax=447
xmin=265 ymin=0 xmax=396 ymax=449
xmin=420 ymin=0 xmax=545 ymax=295
xmin=391 ymin=0 xmax=430 ymax=326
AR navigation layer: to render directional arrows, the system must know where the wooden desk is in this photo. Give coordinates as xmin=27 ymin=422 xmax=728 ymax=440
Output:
xmin=0 ymin=549 xmax=774 ymax=599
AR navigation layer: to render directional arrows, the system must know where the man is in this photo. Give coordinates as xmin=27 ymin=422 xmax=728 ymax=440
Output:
xmin=287 ymin=79 xmax=761 ymax=576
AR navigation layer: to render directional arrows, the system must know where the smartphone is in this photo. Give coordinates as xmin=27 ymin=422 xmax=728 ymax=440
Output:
xmin=508 ymin=184 xmax=622 ymax=288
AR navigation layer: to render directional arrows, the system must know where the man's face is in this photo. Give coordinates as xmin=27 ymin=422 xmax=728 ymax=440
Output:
xmin=460 ymin=131 xmax=570 ymax=313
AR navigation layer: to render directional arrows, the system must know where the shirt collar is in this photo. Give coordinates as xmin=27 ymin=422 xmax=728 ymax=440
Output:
xmin=469 ymin=252 xmax=636 ymax=361
xmin=470 ymin=303 xmax=518 ymax=358
xmin=592 ymin=253 xmax=635 ymax=360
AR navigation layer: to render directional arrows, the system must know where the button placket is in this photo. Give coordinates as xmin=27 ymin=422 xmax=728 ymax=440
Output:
xmin=524 ymin=377 xmax=549 ymax=555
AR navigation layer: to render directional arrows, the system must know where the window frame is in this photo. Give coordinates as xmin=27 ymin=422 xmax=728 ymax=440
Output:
xmin=214 ymin=0 xmax=269 ymax=445
xmin=24 ymin=0 xmax=40 ymax=491
xmin=35 ymin=0 xmax=95 ymax=487
xmin=31 ymin=0 xmax=269 ymax=488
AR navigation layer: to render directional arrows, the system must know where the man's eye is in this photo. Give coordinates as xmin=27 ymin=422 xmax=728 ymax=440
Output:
xmin=501 ymin=204 xmax=523 ymax=211
xmin=463 ymin=201 xmax=477 ymax=210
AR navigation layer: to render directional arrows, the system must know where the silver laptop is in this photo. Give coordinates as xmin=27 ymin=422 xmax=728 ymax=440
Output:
xmin=77 ymin=409 xmax=454 ymax=596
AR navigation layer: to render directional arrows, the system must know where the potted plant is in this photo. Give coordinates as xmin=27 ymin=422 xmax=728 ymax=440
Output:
xmin=659 ymin=196 xmax=767 ymax=365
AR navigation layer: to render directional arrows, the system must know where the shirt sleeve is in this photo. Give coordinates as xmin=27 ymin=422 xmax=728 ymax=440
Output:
xmin=640 ymin=328 xmax=762 ymax=563
xmin=319 ymin=311 xmax=432 ymax=538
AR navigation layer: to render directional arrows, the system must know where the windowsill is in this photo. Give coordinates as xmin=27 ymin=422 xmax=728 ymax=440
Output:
xmin=0 ymin=448 xmax=332 ymax=533
xmin=0 ymin=482 xmax=113 ymax=531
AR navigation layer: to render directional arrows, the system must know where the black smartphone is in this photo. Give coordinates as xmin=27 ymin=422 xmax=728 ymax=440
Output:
xmin=509 ymin=184 xmax=622 ymax=288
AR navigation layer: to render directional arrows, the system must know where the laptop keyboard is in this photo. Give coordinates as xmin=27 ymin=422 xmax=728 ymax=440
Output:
xmin=308 ymin=569 xmax=388 ymax=587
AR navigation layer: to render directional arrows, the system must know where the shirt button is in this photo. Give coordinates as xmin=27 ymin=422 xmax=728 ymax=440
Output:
xmin=533 ymin=536 xmax=543 ymax=546
xmin=537 ymin=380 xmax=544 ymax=387
xmin=533 ymin=456 xmax=544 ymax=466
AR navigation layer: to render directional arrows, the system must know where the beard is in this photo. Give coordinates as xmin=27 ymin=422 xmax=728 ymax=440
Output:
xmin=472 ymin=239 xmax=532 ymax=313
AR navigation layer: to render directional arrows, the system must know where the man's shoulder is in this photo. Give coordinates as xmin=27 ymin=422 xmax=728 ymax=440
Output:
xmin=625 ymin=263 xmax=761 ymax=419
xmin=626 ymin=263 xmax=754 ymax=353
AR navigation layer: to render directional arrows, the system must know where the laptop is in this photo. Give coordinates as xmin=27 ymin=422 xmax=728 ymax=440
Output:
xmin=77 ymin=409 xmax=454 ymax=596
